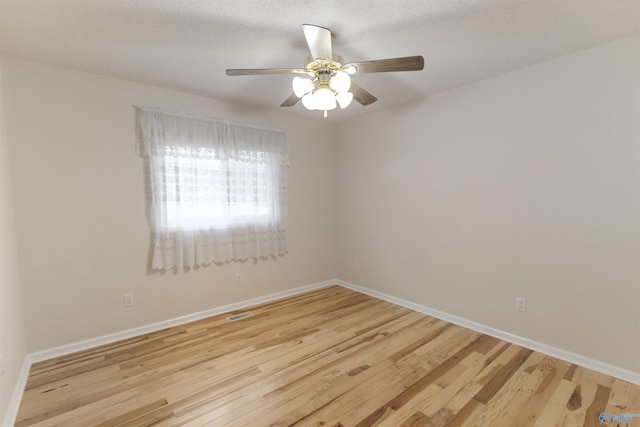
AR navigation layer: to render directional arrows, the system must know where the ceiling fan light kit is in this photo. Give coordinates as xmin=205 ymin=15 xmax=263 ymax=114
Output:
xmin=295 ymin=70 xmax=352 ymax=116
xmin=226 ymin=24 xmax=425 ymax=117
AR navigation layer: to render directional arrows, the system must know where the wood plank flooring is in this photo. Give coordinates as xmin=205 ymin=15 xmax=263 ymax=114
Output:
xmin=15 ymin=286 xmax=640 ymax=426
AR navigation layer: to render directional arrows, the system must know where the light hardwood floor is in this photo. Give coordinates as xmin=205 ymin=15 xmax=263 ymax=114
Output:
xmin=15 ymin=286 xmax=640 ymax=426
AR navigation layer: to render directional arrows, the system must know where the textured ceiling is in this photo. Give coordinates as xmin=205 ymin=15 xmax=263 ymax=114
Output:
xmin=1 ymin=0 xmax=639 ymax=122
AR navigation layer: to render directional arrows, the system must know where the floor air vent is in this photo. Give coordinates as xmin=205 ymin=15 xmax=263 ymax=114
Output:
xmin=226 ymin=311 xmax=254 ymax=322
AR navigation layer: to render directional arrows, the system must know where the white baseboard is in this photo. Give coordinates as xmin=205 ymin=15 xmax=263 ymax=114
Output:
xmin=2 ymin=356 xmax=31 ymax=427
xmin=29 ymin=279 xmax=335 ymax=364
xmin=336 ymin=279 xmax=640 ymax=386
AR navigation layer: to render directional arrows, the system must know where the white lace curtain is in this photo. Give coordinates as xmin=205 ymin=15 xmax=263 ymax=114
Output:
xmin=135 ymin=107 xmax=288 ymax=270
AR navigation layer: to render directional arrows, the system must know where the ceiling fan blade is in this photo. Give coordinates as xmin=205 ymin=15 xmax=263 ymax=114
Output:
xmin=345 ymin=56 xmax=424 ymax=74
xmin=302 ymin=24 xmax=332 ymax=61
xmin=226 ymin=68 xmax=307 ymax=76
xmin=350 ymin=82 xmax=377 ymax=106
xmin=280 ymin=93 xmax=300 ymax=107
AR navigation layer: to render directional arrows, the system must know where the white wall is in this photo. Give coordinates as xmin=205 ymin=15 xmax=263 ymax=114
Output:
xmin=336 ymin=35 xmax=640 ymax=373
xmin=1 ymin=34 xmax=638 ymax=390
xmin=1 ymin=55 xmax=338 ymax=353
xmin=0 ymin=58 xmax=27 ymax=423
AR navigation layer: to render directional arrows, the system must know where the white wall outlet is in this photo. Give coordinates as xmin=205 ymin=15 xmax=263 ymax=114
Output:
xmin=124 ymin=293 xmax=134 ymax=307
xmin=0 ymin=354 xmax=5 ymax=378
xmin=515 ymin=297 xmax=527 ymax=312
xmin=354 ymin=260 xmax=359 ymax=270
xmin=236 ymin=273 xmax=243 ymax=284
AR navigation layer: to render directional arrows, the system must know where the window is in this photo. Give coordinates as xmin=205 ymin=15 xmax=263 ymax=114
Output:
xmin=136 ymin=107 xmax=288 ymax=269
xmin=162 ymin=147 xmax=275 ymax=230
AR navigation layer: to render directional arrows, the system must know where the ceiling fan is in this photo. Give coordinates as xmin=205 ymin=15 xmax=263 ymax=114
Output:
xmin=226 ymin=24 xmax=425 ymax=117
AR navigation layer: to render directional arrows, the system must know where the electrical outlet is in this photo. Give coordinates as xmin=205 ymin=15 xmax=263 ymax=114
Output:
xmin=0 ymin=354 xmax=5 ymax=378
xmin=236 ymin=273 xmax=243 ymax=284
xmin=515 ymin=297 xmax=527 ymax=312
xmin=124 ymin=293 xmax=134 ymax=307
xmin=354 ymin=260 xmax=359 ymax=270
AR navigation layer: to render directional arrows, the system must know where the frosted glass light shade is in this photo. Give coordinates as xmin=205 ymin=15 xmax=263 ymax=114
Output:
xmin=301 ymin=93 xmax=316 ymax=109
xmin=329 ymin=71 xmax=351 ymax=93
xmin=301 ymin=89 xmax=337 ymax=111
xmin=313 ymin=87 xmax=337 ymax=110
xmin=292 ymin=77 xmax=314 ymax=98
xmin=336 ymin=92 xmax=353 ymax=109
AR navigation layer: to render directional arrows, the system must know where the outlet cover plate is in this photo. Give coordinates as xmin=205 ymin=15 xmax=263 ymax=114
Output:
xmin=124 ymin=293 xmax=135 ymax=307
